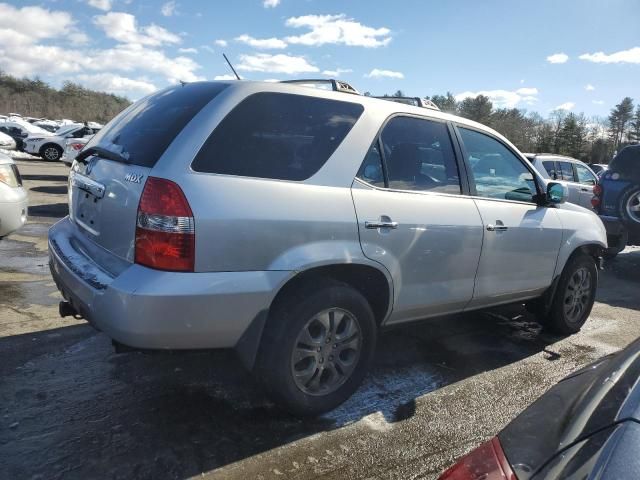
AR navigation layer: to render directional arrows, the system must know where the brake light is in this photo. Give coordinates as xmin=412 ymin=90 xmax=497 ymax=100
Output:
xmin=70 ymin=143 xmax=85 ymax=151
xmin=591 ymin=196 xmax=601 ymax=208
xmin=135 ymin=177 xmax=195 ymax=272
xmin=593 ymin=184 xmax=603 ymax=196
xmin=438 ymin=437 xmax=516 ymax=480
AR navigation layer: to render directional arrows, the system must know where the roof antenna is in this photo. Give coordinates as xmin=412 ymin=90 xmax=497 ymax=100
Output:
xmin=223 ymin=53 xmax=241 ymax=80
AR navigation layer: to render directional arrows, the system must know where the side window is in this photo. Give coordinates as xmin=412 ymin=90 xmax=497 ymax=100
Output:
xmin=357 ymin=143 xmax=385 ymax=187
xmin=459 ymin=127 xmax=536 ymax=203
xmin=379 ymin=116 xmax=461 ymax=194
xmin=192 ymin=92 xmax=364 ymax=181
xmin=542 ymin=161 xmax=558 ymax=180
xmin=557 ymin=161 xmax=576 ymax=181
xmin=575 ymin=164 xmax=597 ymax=185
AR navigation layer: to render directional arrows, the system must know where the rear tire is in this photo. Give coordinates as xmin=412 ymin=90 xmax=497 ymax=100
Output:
xmin=255 ymin=279 xmax=376 ymax=416
xmin=543 ymin=253 xmax=597 ymax=335
xmin=40 ymin=144 xmax=62 ymax=162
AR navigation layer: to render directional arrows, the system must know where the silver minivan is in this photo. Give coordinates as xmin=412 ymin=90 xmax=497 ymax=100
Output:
xmin=49 ymin=81 xmax=607 ymax=415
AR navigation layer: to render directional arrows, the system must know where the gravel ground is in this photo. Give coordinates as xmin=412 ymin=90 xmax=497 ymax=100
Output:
xmin=1 ymin=157 xmax=639 ymax=480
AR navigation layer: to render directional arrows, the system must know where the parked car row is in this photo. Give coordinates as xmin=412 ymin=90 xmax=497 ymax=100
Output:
xmin=0 ymin=114 xmax=102 ymax=162
xmin=49 ymin=79 xmax=606 ymax=416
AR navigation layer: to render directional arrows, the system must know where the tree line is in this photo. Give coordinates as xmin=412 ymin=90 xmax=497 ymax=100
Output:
xmin=0 ymin=72 xmax=131 ymax=124
xmin=376 ymin=90 xmax=640 ymax=164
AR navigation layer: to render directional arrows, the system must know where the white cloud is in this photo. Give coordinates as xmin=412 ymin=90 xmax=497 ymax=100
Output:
xmin=546 ymin=53 xmax=569 ymax=64
xmin=455 ymin=88 xmax=540 ymax=108
xmin=592 ymin=100 xmax=605 ymax=105
xmin=263 ymin=0 xmax=281 ymax=7
xmin=214 ymin=39 xmax=228 ymax=47
xmin=76 ymin=73 xmax=157 ymax=96
xmin=322 ymin=68 xmax=353 ymax=76
xmin=585 ymin=84 xmax=596 ymax=91
xmin=201 ymin=45 xmax=215 ymax=54
xmin=365 ymin=68 xmax=404 ymax=79
xmin=178 ymin=47 xmax=198 ymax=54
xmin=579 ymin=47 xmax=640 ymax=64
xmin=235 ymin=34 xmax=287 ymax=49
xmin=161 ymin=1 xmax=177 ymax=17
xmin=0 ymin=4 xmax=78 ymax=45
xmin=87 ymin=0 xmax=112 ymax=11
xmin=236 ymin=53 xmax=319 ymax=74
xmin=285 ymin=14 xmax=391 ymax=48
xmin=93 ymin=12 xmax=181 ymax=46
xmin=213 ymin=74 xmax=238 ymax=80
xmin=555 ymin=102 xmax=575 ymax=110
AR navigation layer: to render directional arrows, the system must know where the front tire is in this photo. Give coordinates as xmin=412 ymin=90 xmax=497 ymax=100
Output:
xmin=544 ymin=254 xmax=597 ymax=334
xmin=40 ymin=144 xmax=62 ymax=162
xmin=255 ymin=280 xmax=376 ymax=416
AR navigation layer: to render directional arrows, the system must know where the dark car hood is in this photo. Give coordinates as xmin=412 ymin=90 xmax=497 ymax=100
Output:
xmin=498 ymin=338 xmax=640 ymax=480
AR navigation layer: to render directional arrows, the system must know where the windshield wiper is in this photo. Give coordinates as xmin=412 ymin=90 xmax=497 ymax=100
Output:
xmin=76 ymin=146 xmax=129 ymax=164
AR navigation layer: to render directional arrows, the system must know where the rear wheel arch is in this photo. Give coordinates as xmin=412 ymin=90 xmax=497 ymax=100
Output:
xmin=270 ymin=263 xmax=393 ymax=327
xmin=234 ymin=263 xmax=392 ymax=372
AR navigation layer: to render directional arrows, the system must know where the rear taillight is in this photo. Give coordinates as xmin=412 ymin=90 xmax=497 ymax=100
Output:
xmin=135 ymin=177 xmax=195 ymax=272
xmin=70 ymin=143 xmax=85 ymax=151
xmin=591 ymin=184 xmax=603 ymax=210
xmin=438 ymin=437 xmax=516 ymax=480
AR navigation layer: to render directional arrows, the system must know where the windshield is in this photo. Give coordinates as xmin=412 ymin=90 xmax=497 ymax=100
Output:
xmin=84 ymin=82 xmax=228 ymax=167
xmin=55 ymin=124 xmax=82 ymax=136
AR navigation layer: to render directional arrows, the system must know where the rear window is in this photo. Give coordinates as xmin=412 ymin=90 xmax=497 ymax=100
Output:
xmin=191 ymin=92 xmax=364 ymax=181
xmin=85 ymin=82 xmax=228 ymax=167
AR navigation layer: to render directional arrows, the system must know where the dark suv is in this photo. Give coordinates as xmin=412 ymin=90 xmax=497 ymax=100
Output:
xmin=592 ymin=145 xmax=640 ymax=257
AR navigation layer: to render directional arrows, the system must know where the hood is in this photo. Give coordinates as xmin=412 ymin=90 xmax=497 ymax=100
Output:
xmin=499 ymin=337 xmax=640 ymax=480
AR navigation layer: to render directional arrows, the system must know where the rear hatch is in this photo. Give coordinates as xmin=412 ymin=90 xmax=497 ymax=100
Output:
xmin=68 ymin=82 xmax=228 ymax=261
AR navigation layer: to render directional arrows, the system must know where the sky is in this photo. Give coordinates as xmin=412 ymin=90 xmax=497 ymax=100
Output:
xmin=0 ymin=0 xmax=638 ymax=117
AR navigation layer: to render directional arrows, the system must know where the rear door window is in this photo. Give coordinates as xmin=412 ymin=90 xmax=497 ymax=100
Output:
xmin=85 ymin=82 xmax=228 ymax=167
xmin=192 ymin=92 xmax=364 ymax=181
xmin=377 ymin=116 xmax=461 ymax=194
xmin=557 ymin=161 xmax=576 ymax=181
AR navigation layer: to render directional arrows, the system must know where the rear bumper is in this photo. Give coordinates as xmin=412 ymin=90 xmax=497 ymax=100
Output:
xmin=599 ymin=215 xmax=625 ymax=236
xmin=48 ymin=217 xmax=290 ymax=349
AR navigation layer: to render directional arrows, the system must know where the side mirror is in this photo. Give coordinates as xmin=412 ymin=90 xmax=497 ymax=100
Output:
xmin=547 ymin=182 xmax=567 ymax=204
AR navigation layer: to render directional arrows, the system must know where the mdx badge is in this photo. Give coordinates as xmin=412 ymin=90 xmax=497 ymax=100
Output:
xmin=124 ymin=173 xmax=144 ymax=184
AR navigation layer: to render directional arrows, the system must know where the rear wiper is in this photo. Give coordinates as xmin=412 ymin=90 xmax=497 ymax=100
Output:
xmin=76 ymin=146 xmax=129 ymax=164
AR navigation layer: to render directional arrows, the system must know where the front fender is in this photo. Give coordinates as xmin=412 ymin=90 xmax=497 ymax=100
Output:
xmin=554 ymin=205 xmax=607 ymax=276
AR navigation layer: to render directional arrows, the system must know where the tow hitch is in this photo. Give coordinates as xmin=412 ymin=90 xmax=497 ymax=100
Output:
xmin=59 ymin=301 xmax=84 ymax=319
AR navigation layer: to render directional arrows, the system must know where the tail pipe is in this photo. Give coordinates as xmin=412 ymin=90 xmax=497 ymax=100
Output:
xmin=59 ymin=301 xmax=84 ymax=319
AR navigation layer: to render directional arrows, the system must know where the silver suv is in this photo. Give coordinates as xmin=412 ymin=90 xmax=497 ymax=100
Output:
xmin=49 ymin=81 xmax=607 ymax=415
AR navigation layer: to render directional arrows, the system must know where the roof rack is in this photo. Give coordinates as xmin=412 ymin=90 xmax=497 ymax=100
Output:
xmin=373 ymin=96 xmax=440 ymax=111
xmin=280 ymin=79 xmax=360 ymax=95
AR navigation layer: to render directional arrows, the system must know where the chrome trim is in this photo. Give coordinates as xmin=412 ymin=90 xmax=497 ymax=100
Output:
xmin=70 ymin=171 xmax=105 ymax=199
xmin=137 ymin=212 xmax=195 ymax=234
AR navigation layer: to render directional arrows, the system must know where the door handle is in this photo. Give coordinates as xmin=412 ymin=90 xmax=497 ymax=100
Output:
xmin=365 ymin=221 xmax=399 ymax=229
xmin=580 ymin=187 xmax=590 ymax=192
xmin=486 ymin=224 xmax=508 ymax=232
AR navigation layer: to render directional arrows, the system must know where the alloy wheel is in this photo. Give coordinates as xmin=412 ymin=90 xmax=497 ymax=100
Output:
xmin=626 ymin=191 xmax=640 ymax=224
xmin=44 ymin=147 xmax=59 ymax=161
xmin=563 ymin=267 xmax=592 ymax=324
xmin=291 ymin=308 xmax=361 ymax=396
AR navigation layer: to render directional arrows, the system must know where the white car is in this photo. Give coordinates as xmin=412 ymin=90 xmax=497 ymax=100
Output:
xmin=63 ymin=136 xmax=89 ymax=165
xmin=0 ymin=131 xmax=16 ymax=150
xmin=23 ymin=123 xmax=101 ymax=162
xmin=0 ymin=119 xmax=53 ymax=151
xmin=0 ymin=152 xmax=28 ymax=237
xmin=525 ymin=154 xmax=599 ymax=210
